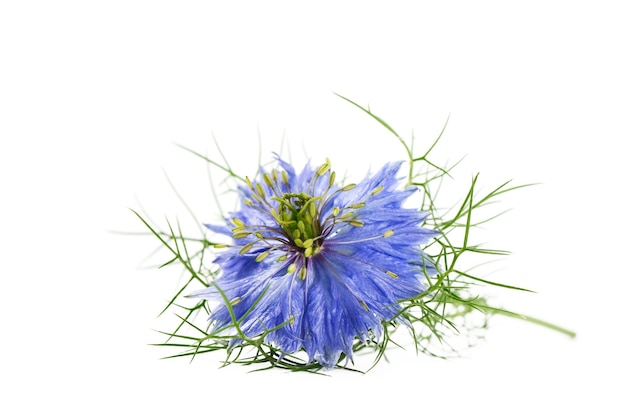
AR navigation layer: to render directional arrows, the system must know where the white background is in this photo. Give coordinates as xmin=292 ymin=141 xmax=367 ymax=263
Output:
xmin=1 ymin=1 xmax=624 ymax=412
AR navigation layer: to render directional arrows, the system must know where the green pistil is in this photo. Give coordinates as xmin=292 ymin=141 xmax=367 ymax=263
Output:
xmin=275 ymin=192 xmax=322 ymax=256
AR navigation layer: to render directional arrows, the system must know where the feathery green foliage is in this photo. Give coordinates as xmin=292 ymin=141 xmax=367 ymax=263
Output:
xmin=130 ymin=96 xmax=575 ymax=373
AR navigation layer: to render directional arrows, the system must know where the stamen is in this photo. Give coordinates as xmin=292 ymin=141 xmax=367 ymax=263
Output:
xmin=371 ymin=185 xmax=384 ymax=196
xmin=239 ymin=243 xmax=255 ymax=254
xmin=263 ymin=173 xmax=274 ymax=190
xmin=349 ymin=202 xmax=366 ymax=209
xmin=348 ymin=220 xmax=364 ymax=228
xmin=255 ymin=250 xmax=270 ymax=262
xmin=298 ymin=266 xmax=307 ymax=280
xmin=385 ymin=270 xmax=398 ymax=279
xmin=383 ymin=230 xmax=394 ymax=238
xmin=230 ymin=297 xmax=242 ymax=306
xmin=337 ymin=211 xmax=354 ymax=220
xmin=329 ymin=171 xmax=336 ymax=186
xmin=316 ymin=163 xmax=330 ymax=176
xmin=270 ymin=207 xmax=279 ymax=220
xmin=324 ymin=231 xmax=392 ymax=245
xmin=341 ymin=183 xmax=356 ymax=192
xmin=255 ymin=183 xmax=265 ymax=198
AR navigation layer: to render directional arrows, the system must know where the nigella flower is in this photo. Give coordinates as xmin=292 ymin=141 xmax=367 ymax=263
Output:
xmin=192 ymin=156 xmax=438 ymax=368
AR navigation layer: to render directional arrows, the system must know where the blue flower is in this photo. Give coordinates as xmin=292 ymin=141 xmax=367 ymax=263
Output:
xmin=192 ymin=157 xmax=438 ymax=368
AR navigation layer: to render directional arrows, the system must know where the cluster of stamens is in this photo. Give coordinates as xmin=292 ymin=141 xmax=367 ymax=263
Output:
xmin=228 ymin=159 xmax=395 ymax=283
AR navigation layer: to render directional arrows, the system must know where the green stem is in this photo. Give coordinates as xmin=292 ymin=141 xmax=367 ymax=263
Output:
xmin=487 ymin=307 xmax=576 ymax=338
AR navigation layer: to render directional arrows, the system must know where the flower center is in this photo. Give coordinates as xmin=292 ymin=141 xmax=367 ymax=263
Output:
xmin=232 ymin=160 xmax=376 ymax=268
xmin=275 ymin=192 xmax=323 ymax=257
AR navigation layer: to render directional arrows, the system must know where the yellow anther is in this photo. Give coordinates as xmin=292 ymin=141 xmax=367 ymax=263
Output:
xmin=213 ymin=244 xmax=230 ymax=248
xmin=294 ymin=238 xmax=304 ymax=248
xmin=359 ymin=301 xmax=370 ymax=311
xmin=255 ymin=183 xmax=265 ymax=198
xmin=232 ymin=218 xmax=245 ymax=227
xmin=292 ymin=229 xmax=301 ymax=239
xmin=255 ymin=250 xmax=270 ymax=262
xmin=341 ymin=183 xmax=357 ymax=192
xmin=316 ymin=163 xmax=330 ymax=176
xmin=383 ymin=230 xmax=394 ymax=238
xmin=287 ymin=263 xmax=297 ymax=273
xmin=349 ymin=202 xmax=366 ymax=209
xmin=282 ymin=170 xmax=289 ymax=184
xmin=232 ymin=232 xmax=250 ymax=239
xmin=243 ymin=198 xmax=254 ymax=206
xmin=297 ymin=221 xmax=306 ymax=234
xmin=332 ymin=207 xmax=340 ymax=216
xmin=385 ymin=270 xmax=398 ymax=279
xmin=371 ymin=186 xmax=384 ymax=196
xmin=254 ymin=232 xmax=263 ymax=239
xmin=309 ymin=201 xmax=317 ymax=217
xmin=304 ymin=246 xmax=313 ymax=257
xmin=239 ymin=243 xmax=255 ymax=254
xmin=263 ymin=173 xmax=274 ymax=189
xmin=289 ymin=314 xmax=295 ymax=325
xmin=245 ymin=176 xmax=253 ymax=190
xmin=298 ymin=266 xmax=307 ymax=280
xmin=230 ymin=297 xmax=242 ymax=306
xmin=348 ymin=220 xmax=364 ymax=227
xmin=302 ymin=239 xmax=314 ymax=249
xmin=329 ymin=171 xmax=336 ymax=186
xmin=276 ymin=254 xmax=289 ymax=262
